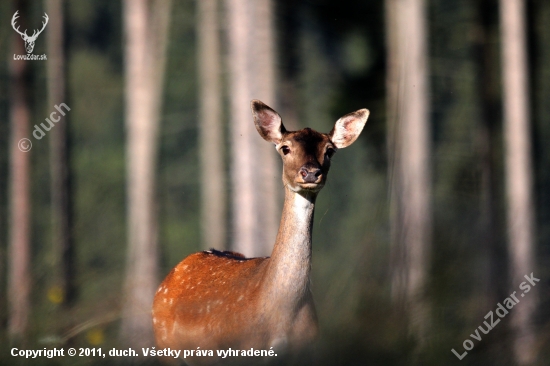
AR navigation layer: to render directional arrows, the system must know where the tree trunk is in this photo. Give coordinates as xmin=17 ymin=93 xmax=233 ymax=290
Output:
xmin=474 ymin=0 xmax=502 ymax=316
xmin=8 ymin=0 xmax=32 ymax=343
xmin=226 ymin=0 xmax=279 ymax=257
xmin=120 ymin=0 xmax=171 ymax=349
xmin=499 ymin=0 xmax=537 ymax=363
xmin=386 ymin=0 xmax=432 ymax=342
xmin=46 ymin=0 xmax=75 ymax=307
xmin=198 ymin=0 xmax=226 ymax=250
xmin=277 ymin=0 xmax=300 ymax=131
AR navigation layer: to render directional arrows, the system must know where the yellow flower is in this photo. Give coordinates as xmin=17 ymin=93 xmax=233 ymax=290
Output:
xmin=86 ymin=328 xmax=105 ymax=346
xmin=47 ymin=286 xmax=64 ymax=304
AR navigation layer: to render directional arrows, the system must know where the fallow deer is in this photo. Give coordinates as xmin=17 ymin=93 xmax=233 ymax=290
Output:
xmin=152 ymin=100 xmax=369 ymax=365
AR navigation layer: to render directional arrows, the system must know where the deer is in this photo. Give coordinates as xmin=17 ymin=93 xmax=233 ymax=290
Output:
xmin=152 ymin=100 xmax=369 ymax=365
xmin=11 ymin=11 xmax=49 ymax=54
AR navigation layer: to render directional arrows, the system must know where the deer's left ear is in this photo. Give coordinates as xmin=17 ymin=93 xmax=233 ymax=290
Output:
xmin=329 ymin=109 xmax=369 ymax=149
xmin=251 ymin=100 xmax=286 ymax=145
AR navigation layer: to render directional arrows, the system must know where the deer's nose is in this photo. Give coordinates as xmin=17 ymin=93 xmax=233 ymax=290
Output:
xmin=300 ymin=166 xmax=322 ymax=183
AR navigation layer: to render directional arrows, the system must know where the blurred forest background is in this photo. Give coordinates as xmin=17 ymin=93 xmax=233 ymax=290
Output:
xmin=0 ymin=0 xmax=549 ymax=365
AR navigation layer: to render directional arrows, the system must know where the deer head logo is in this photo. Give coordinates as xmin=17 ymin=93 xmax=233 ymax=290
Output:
xmin=11 ymin=11 xmax=49 ymax=54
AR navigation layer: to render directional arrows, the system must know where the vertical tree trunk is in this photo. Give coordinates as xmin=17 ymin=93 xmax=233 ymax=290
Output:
xmin=474 ymin=0 xmax=501 ymax=314
xmin=198 ymin=0 xmax=226 ymax=250
xmin=386 ymin=0 xmax=432 ymax=342
xmin=277 ymin=0 xmax=300 ymax=131
xmin=499 ymin=0 xmax=537 ymax=363
xmin=46 ymin=0 xmax=75 ymax=307
xmin=254 ymin=0 xmax=279 ymax=255
xmin=8 ymin=0 xmax=31 ymax=343
xmin=226 ymin=0 xmax=279 ymax=257
xmin=120 ymin=0 xmax=171 ymax=349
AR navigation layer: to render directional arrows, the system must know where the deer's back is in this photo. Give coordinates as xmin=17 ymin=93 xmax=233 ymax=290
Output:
xmin=153 ymin=251 xmax=269 ymax=351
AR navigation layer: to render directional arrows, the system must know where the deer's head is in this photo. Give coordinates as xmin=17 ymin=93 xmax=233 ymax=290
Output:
xmin=12 ymin=11 xmax=49 ymax=54
xmin=252 ymin=100 xmax=369 ymax=194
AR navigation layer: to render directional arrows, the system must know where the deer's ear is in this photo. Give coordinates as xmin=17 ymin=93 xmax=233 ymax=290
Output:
xmin=251 ymin=100 xmax=286 ymax=144
xmin=329 ymin=109 xmax=369 ymax=149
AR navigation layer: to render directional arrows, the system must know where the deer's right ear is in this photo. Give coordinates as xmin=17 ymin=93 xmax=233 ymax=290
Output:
xmin=251 ymin=100 xmax=286 ymax=144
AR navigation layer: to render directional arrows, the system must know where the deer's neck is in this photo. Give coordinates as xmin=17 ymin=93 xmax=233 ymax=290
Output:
xmin=262 ymin=187 xmax=316 ymax=313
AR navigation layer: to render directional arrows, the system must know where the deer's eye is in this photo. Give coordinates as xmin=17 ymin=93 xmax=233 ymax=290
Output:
xmin=281 ymin=146 xmax=291 ymax=155
xmin=325 ymin=147 xmax=335 ymax=159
